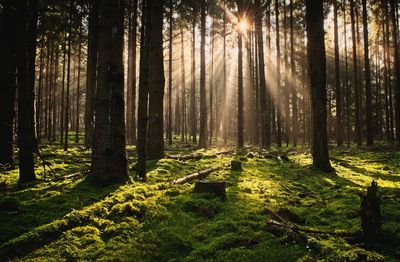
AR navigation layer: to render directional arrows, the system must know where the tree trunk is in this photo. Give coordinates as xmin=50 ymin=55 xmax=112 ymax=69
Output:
xmin=0 ymin=1 xmax=17 ymax=168
xmin=64 ymin=0 xmax=73 ymax=151
xmin=180 ymin=28 xmax=187 ymax=142
xmin=90 ymin=0 xmax=128 ymax=184
xmin=223 ymin=4 xmax=228 ymax=144
xmin=306 ymin=0 xmax=333 ymax=172
xmin=334 ymin=0 xmax=343 ymax=146
xmin=191 ymin=5 xmax=197 ymax=143
xmin=275 ymin=0 xmax=282 ymax=147
xmin=237 ymin=0 xmax=244 ymax=148
xmin=85 ymin=0 xmax=98 ymax=148
xmin=362 ymin=0 xmax=373 ymax=146
xmin=17 ymin=0 xmax=36 ymax=183
xmin=167 ymin=0 xmax=173 ymax=146
xmin=146 ymin=0 xmax=165 ymax=160
xmin=390 ymin=0 xmax=400 ymax=144
xmin=199 ymin=0 xmax=207 ymax=149
xmin=290 ymin=0 xmax=297 ymax=147
xmin=136 ymin=0 xmax=151 ymax=180
xmin=75 ymin=25 xmax=82 ymax=144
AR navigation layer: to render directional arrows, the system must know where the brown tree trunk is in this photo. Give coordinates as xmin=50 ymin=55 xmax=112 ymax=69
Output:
xmin=334 ymin=0 xmax=343 ymax=146
xmin=275 ymin=0 xmax=282 ymax=147
xmin=290 ymin=0 xmax=297 ymax=147
xmin=0 ymin=1 xmax=17 ymax=168
xmin=75 ymin=25 xmax=83 ymax=144
xmin=390 ymin=0 xmax=400 ymax=144
xmin=85 ymin=0 xmax=98 ymax=148
xmin=191 ymin=5 xmax=197 ymax=143
xmin=237 ymin=0 xmax=244 ymax=148
xmin=64 ymin=0 xmax=73 ymax=151
xmin=306 ymin=0 xmax=333 ymax=172
xmin=146 ymin=0 xmax=165 ymax=160
xmin=90 ymin=0 xmax=128 ymax=184
xmin=17 ymin=0 xmax=36 ymax=183
xmin=199 ymin=0 xmax=207 ymax=149
xmin=167 ymin=0 xmax=173 ymax=146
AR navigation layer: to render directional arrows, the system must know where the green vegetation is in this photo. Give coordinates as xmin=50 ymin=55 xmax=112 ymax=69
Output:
xmin=1 ymin=143 xmax=399 ymax=261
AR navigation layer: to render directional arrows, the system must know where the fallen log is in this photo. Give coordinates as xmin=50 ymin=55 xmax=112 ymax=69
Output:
xmin=172 ymin=167 xmax=220 ymax=185
xmin=266 ymin=219 xmax=354 ymax=237
xmin=55 ymin=170 xmax=90 ymax=181
xmin=166 ymin=153 xmax=204 ymax=161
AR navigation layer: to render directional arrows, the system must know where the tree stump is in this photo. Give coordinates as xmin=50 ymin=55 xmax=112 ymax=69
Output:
xmin=360 ymin=180 xmax=382 ymax=243
xmin=194 ymin=180 xmax=226 ymax=199
xmin=231 ymin=160 xmax=242 ymax=171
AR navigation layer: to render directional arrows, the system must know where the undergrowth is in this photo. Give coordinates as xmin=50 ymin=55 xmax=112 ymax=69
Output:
xmin=0 ymin=139 xmax=399 ymax=261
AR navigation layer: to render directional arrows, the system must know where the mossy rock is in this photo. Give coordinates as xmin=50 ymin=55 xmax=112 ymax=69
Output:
xmin=231 ymin=160 xmax=242 ymax=171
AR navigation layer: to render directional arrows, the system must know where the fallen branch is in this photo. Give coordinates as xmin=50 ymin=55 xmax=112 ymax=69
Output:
xmin=55 ymin=170 xmax=90 ymax=181
xmin=166 ymin=153 xmax=203 ymax=161
xmin=172 ymin=167 xmax=220 ymax=185
xmin=266 ymin=219 xmax=354 ymax=237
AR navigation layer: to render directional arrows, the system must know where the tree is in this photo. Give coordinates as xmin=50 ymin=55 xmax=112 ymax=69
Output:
xmin=255 ymin=0 xmax=269 ymax=148
xmin=90 ymin=0 xmax=128 ymax=184
xmin=199 ymin=0 xmax=207 ymax=148
xmin=17 ymin=0 xmax=37 ymax=183
xmin=167 ymin=0 xmax=173 ymax=146
xmin=85 ymin=0 xmax=98 ymax=148
xmin=350 ymin=0 xmax=362 ymax=146
xmin=275 ymin=0 xmax=282 ymax=147
xmin=305 ymin=0 xmax=333 ymax=172
xmin=237 ymin=0 xmax=244 ymax=148
xmin=64 ymin=0 xmax=73 ymax=151
xmin=146 ymin=0 xmax=165 ymax=160
xmin=0 ymin=1 xmax=17 ymax=169
xmin=190 ymin=3 xmax=197 ymax=143
xmin=390 ymin=0 xmax=400 ymax=144
xmin=334 ymin=0 xmax=343 ymax=146
xmin=362 ymin=0 xmax=373 ymax=146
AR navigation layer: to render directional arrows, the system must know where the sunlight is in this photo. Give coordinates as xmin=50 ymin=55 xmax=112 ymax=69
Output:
xmin=237 ymin=17 xmax=249 ymax=34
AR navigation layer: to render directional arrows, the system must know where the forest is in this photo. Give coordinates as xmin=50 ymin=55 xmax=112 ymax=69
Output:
xmin=0 ymin=0 xmax=400 ymax=260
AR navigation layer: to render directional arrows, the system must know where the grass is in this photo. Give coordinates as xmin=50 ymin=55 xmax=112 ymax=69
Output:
xmin=0 ymin=138 xmax=399 ymax=261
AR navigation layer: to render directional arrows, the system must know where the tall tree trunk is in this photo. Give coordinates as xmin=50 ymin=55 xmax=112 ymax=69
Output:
xmin=237 ymin=0 xmax=244 ymax=148
xmin=209 ymin=19 xmax=215 ymax=145
xmin=306 ymin=0 xmax=332 ymax=172
xmin=350 ymin=0 xmax=362 ymax=146
xmin=390 ymin=0 xmax=400 ymax=144
xmin=255 ymin=0 xmax=269 ymax=148
xmin=90 ymin=0 xmax=128 ymax=184
xmin=362 ymin=0 xmax=373 ymax=145
xmin=75 ymin=25 xmax=83 ymax=144
xmin=223 ymin=3 xmax=228 ymax=144
xmin=199 ymin=0 xmax=207 ymax=148
xmin=290 ymin=0 xmax=297 ymax=146
xmin=180 ymin=28 xmax=186 ymax=143
xmin=283 ymin=0 xmax=290 ymax=146
xmin=17 ymin=0 xmax=36 ymax=183
xmin=136 ymin=0 xmax=151 ymax=180
xmin=343 ymin=0 xmax=351 ymax=146
xmin=191 ymin=5 xmax=197 ymax=143
xmin=85 ymin=0 xmax=98 ymax=148
xmin=275 ymin=0 xmax=282 ymax=147
xmin=130 ymin=0 xmax=138 ymax=145
xmin=64 ymin=0 xmax=73 ymax=151
xmin=60 ymin=15 xmax=67 ymax=144
xmin=0 ymin=1 xmax=17 ymax=168
xmin=146 ymin=0 xmax=165 ymax=160
xmin=334 ymin=0 xmax=343 ymax=146
xmin=167 ymin=0 xmax=173 ymax=146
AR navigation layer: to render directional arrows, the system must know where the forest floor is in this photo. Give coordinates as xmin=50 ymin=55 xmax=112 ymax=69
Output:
xmin=1 ymin=138 xmax=400 ymax=261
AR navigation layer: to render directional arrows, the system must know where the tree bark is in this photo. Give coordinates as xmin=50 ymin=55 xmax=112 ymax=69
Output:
xmin=199 ymin=0 xmax=207 ymax=149
xmin=390 ymin=0 xmax=400 ymax=144
xmin=90 ymin=0 xmax=128 ymax=184
xmin=334 ymin=0 xmax=343 ymax=146
xmin=0 ymin=1 xmax=17 ymax=168
xmin=306 ymin=0 xmax=333 ymax=172
xmin=237 ymin=0 xmax=244 ymax=148
xmin=146 ymin=0 xmax=165 ymax=160
xmin=84 ymin=0 xmax=98 ymax=148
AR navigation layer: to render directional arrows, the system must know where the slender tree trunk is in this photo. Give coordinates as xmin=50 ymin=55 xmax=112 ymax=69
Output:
xmin=209 ymin=19 xmax=215 ymax=145
xmin=64 ymin=0 xmax=73 ymax=151
xmin=199 ymin=0 xmax=207 ymax=148
xmin=334 ymin=0 xmax=343 ymax=146
xmin=180 ymin=28 xmax=186 ymax=143
xmin=60 ymin=15 xmax=67 ymax=144
xmin=146 ymin=0 xmax=165 ymax=160
xmin=90 ymin=0 xmax=128 ymax=184
xmin=223 ymin=4 xmax=228 ymax=144
xmin=0 ymin=2 xmax=17 ymax=168
xmin=306 ymin=0 xmax=333 ymax=172
xmin=167 ymin=0 xmax=173 ymax=146
xmin=191 ymin=5 xmax=197 ymax=143
xmin=131 ymin=0 xmax=138 ymax=145
xmin=290 ymin=0 xmax=297 ymax=146
xmin=344 ymin=0 xmax=351 ymax=146
xmin=275 ymin=0 xmax=282 ymax=147
xmin=237 ymin=0 xmax=244 ymax=148
xmin=350 ymin=0 xmax=362 ymax=146
xmin=283 ymin=0 xmax=290 ymax=146
xmin=390 ymin=0 xmax=400 ymax=144
xmin=75 ymin=25 xmax=82 ymax=144
xmin=85 ymin=0 xmax=98 ymax=148
xmin=136 ymin=0 xmax=150 ymax=180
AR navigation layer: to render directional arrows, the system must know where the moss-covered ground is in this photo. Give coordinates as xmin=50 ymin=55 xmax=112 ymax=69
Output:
xmin=1 ymin=138 xmax=400 ymax=261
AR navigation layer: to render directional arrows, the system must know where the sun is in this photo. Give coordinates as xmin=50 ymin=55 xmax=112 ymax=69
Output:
xmin=237 ymin=17 xmax=249 ymax=34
